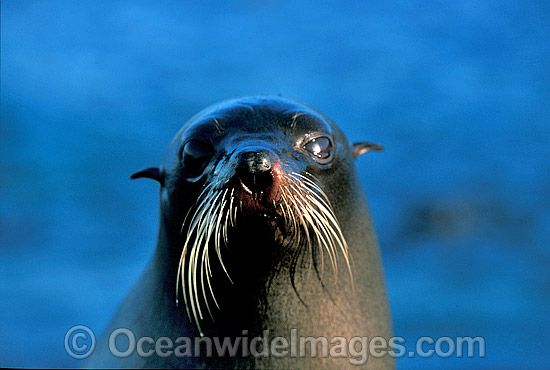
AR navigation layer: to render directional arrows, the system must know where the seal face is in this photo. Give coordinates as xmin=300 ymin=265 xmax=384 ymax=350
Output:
xmin=91 ymin=96 xmax=393 ymax=369
xmin=173 ymin=103 xmax=354 ymax=336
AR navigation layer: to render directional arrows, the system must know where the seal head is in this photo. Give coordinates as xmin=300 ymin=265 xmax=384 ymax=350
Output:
xmin=133 ymin=97 xmax=384 ymax=335
xmin=91 ymin=96 xmax=392 ymax=369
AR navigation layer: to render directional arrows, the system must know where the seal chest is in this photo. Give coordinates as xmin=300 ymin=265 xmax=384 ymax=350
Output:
xmin=88 ymin=96 xmax=394 ymax=369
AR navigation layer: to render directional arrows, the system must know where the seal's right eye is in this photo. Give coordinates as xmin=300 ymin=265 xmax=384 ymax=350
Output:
xmin=181 ymin=139 xmax=214 ymax=176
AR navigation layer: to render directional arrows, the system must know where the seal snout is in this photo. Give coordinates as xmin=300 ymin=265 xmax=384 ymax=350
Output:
xmin=237 ymin=149 xmax=275 ymax=197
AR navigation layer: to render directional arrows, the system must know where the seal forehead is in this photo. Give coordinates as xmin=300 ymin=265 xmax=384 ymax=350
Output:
xmin=182 ymin=96 xmax=335 ymax=140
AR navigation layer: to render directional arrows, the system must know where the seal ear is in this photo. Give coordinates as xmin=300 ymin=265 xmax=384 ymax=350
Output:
xmin=352 ymin=142 xmax=384 ymax=159
xmin=130 ymin=167 xmax=165 ymax=186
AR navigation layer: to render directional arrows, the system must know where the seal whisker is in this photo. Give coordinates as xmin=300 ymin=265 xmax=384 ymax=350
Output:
xmin=280 ymin=186 xmax=297 ymax=241
xmin=179 ymin=183 xmax=215 ymax=235
xmin=289 ymin=183 xmax=336 ymax=275
xmin=214 ymin=189 xmax=233 ymax=284
xmin=194 ymin=191 xmax=221 ymax=328
xmin=195 ymin=189 xmax=226 ymax=324
xmin=282 ymin=186 xmax=313 ymax=270
xmin=291 ymin=172 xmax=327 ymax=198
xmin=222 ymin=200 xmax=230 ymax=246
xmin=294 ymin=174 xmax=352 ymax=268
xmin=279 ymin=186 xmax=306 ymax=286
xmin=176 ymin=188 xmax=214 ymax=310
xmin=299 ymin=190 xmax=339 ymax=272
xmin=290 ymin=172 xmax=334 ymax=212
xmin=228 ymin=188 xmax=236 ymax=228
xmin=189 ymin=192 xmax=214 ymax=322
xmin=200 ymin=191 xmax=226 ymax=319
xmin=287 ymin=174 xmax=354 ymax=288
xmin=176 ymin=185 xmax=242 ymax=336
xmin=295 ymin=197 xmax=317 ymax=276
xmin=222 ymin=189 xmax=235 ymax=246
xmin=200 ymin=195 xmax=219 ymax=318
xmin=285 ymin=178 xmax=322 ymax=272
xmin=233 ymin=201 xmax=238 ymax=228
xmin=303 ymin=191 xmax=353 ymax=286
xmin=307 ymin=201 xmax=341 ymax=279
xmin=179 ymin=188 xmax=222 ymax=334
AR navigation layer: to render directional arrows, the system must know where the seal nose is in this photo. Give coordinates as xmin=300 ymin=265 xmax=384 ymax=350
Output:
xmin=238 ymin=150 xmax=273 ymax=195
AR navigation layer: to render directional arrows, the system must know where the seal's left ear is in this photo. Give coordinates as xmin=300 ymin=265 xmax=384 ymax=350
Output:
xmin=353 ymin=142 xmax=384 ymax=159
xmin=131 ymin=167 xmax=165 ymax=186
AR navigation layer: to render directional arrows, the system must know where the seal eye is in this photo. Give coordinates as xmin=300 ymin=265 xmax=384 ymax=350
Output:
xmin=303 ymin=136 xmax=333 ymax=163
xmin=181 ymin=139 xmax=214 ymax=176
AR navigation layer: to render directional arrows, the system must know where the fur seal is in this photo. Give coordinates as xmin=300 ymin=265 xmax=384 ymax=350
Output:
xmin=86 ymin=96 xmax=394 ymax=369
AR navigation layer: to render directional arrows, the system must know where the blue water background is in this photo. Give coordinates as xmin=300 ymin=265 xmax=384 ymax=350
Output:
xmin=1 ymin=1 xmax=549 ymax=368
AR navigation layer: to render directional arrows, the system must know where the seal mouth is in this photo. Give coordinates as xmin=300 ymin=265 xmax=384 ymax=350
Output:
xmin=235 ymin=176 xmax=284 ymax=221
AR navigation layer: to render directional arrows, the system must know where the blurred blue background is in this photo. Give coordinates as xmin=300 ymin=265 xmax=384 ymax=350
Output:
xmin=1 ymin=1 xmax=549 ymax=368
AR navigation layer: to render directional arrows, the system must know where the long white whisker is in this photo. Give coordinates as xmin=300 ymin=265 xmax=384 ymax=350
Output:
xmin=282 ymin=186 xmax=313 ymax=269
xmin=288 ymin=183 xmax=336 ymax=274
xmin=194 ymin=190 xmax=224 ymax=322
xmin=214 ymin=190 xmax=233 ymax=283
xmin=288 ymin=173 xmax=354 ymax=289
xmin=200 ymin=192 xmax=226 ymax=319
